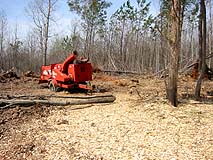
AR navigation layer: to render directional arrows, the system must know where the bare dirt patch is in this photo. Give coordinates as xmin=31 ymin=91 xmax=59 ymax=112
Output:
xmin=0 ymin=73 xmax=212 ymax=159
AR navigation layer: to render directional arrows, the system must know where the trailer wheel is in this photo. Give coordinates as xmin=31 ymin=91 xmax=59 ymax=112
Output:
xmin=49 ymin=81 xmax=57 ymax=92
xmin=86 ymin=81 xmax=93 ymax=95
xmin=49 ymin=81 xmax=61 ymax=92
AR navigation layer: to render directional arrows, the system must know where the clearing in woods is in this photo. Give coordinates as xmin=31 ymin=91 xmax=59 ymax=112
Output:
xmin=0 ymin=72 xmax=212 ymax=159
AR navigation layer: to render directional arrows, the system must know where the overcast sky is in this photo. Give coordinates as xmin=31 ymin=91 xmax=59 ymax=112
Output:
xmin=0 ymin=0 xmax=159 ymax=38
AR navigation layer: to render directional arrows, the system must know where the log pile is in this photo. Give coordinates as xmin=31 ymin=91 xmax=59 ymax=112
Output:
xmin=0 ymin=68 xmax=20 ymax=83
xmin=92 ymin=64 xmax=103 ymax=73
xmin=24 ymin=71 xmax=39 ymax=78
xmin=190 ymin=63 xmax=213 ymax=80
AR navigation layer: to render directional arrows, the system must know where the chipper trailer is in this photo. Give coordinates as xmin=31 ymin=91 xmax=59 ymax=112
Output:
xmin=39 ymin=52 xmax=92 ymax=92
xmin=0 ymin=52 xmax=117 ymax=108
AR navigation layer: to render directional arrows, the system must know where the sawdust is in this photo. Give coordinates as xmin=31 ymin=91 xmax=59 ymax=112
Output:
xmin=0 ymin=74 xmax=212 ymax=159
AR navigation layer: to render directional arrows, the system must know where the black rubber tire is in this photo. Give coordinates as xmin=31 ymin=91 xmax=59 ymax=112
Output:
xmin=49 ymin=81 xmax=56 ymax=92
xmin=86 ymin=81 xmax=93 ymax=95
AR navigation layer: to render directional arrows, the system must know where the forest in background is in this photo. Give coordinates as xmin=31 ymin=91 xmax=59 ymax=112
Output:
xmin=0 ymin=0 xmax=212 ymax=75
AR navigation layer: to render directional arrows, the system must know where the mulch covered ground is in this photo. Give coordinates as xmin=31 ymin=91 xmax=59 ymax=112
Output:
xmin=0 ymin=73 xmax=212 ymax=159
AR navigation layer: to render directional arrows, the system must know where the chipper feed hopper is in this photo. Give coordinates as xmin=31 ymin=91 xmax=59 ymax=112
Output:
xmin=39 ymin=53 xmax=92 ymax=92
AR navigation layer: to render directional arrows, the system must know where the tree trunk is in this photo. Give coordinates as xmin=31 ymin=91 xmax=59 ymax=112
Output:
xmin=0 ymin=19 xmax=4 ymax=53
xmin=166 ymin=0 xmax=181 ymax=107
xmin=208 ymin=0 xmax=213 ymax=68
xmin=0 ymin=16 xmax=4 ymax=69
xmin=43 ymin=0 xmax=51 ymax=66
xmin=195 ymin=0 xmax=207 ymax=100
xmin=120 ymin=21 xmax=125 ymax=67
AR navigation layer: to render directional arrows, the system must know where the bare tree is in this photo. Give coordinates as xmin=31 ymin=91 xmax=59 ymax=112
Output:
xmin=0 ymin=10 xmax=7 ymax=69
xmin=26 ymin=0 xmax=58 ymax=65
xmin=208 ymin=0 xmax=213 ymax=68
xmin=25 ymin=29 xmax=42 ymax=71
xmin=195 ymin=0 xmax=207 ymax=100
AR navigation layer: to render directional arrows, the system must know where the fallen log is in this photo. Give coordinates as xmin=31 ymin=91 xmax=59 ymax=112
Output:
xmin=0 ymin=95 xmax=116 ymax=109
xmin=103 ymin=70 xmax=142 ymax=75
xmin=0 ymin=94 xmax=115 ymax=100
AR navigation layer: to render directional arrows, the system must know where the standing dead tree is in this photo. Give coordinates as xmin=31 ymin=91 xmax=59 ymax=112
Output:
xmin=26 ymin=0 xmax=58 ymax=66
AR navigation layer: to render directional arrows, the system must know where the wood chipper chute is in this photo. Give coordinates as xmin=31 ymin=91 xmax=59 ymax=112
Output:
xmin=39 ymin=51 xmax=93 ymax=92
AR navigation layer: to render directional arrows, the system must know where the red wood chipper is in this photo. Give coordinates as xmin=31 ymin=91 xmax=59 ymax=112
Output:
xmin=39 ymin=52 xmax=92 ymax=92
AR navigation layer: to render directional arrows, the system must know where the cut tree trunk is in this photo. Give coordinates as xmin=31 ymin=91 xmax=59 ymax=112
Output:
xmin=0 ymin=94 xmax=114 ymax=100
xmin=0 ymin=95 xmax=116 ymax=109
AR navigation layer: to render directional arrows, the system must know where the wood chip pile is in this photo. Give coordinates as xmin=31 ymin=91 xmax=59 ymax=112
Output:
xmin=0 ymin=74 xmax=212 ymax=159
